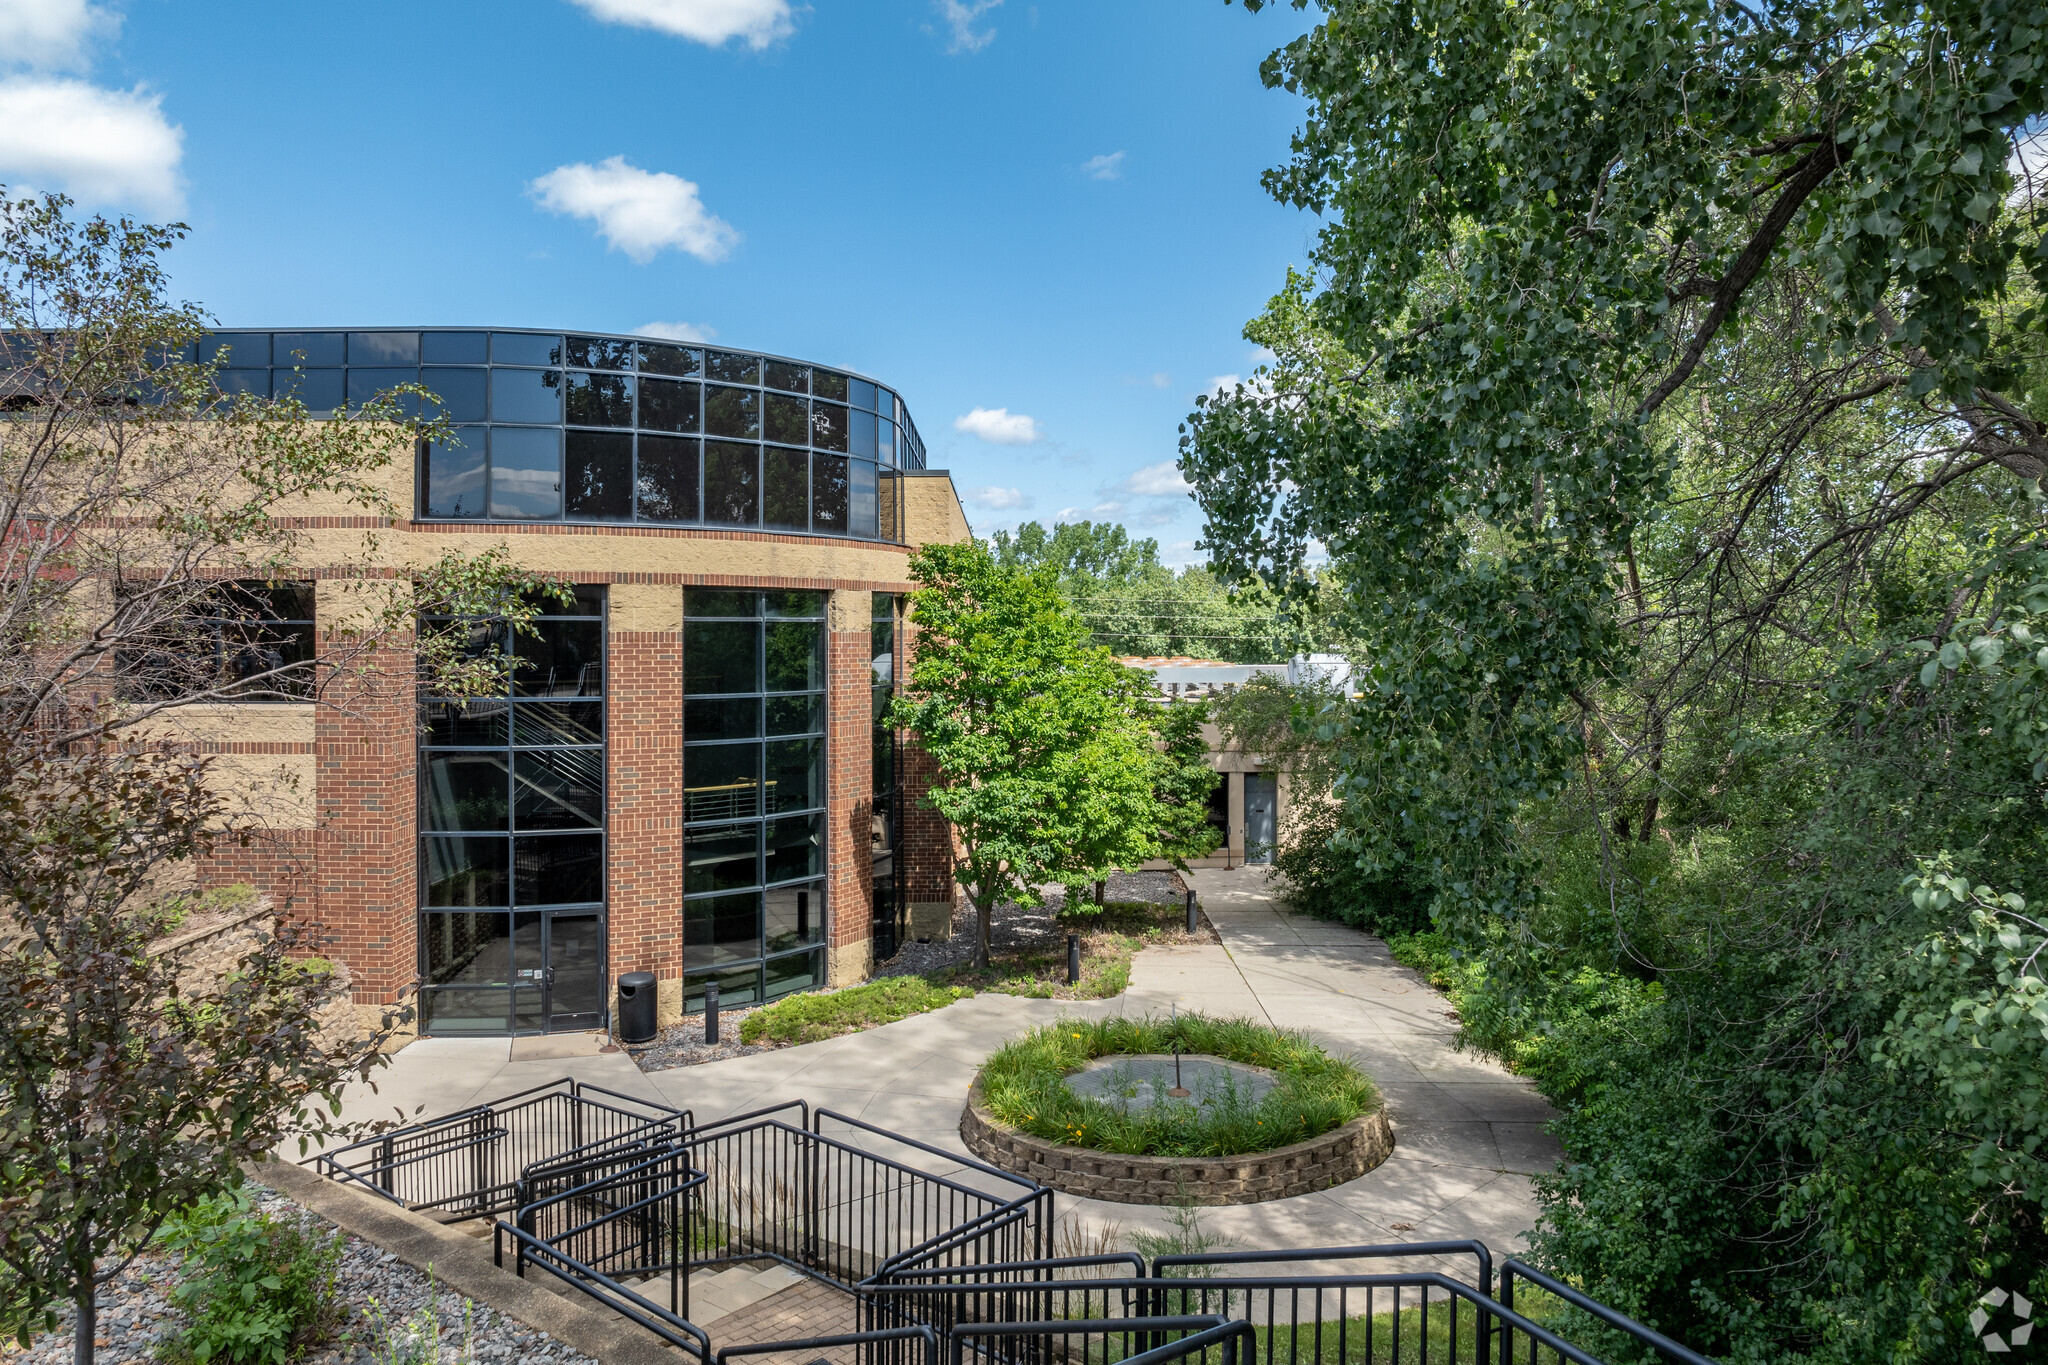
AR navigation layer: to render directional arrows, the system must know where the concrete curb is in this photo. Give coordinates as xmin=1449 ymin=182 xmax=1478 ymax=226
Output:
xmin=255 ymin=1159 xmax=691 ymax=1365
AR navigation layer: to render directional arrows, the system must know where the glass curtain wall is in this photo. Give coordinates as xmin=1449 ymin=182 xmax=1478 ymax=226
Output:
xmin=682 ymin=589 xmax=828 ymax=1012
xmin=173 ymin=329 xmax=924 ymax=540
xmin=417 ymin=587 xmax=608 ymax=1034
xmin=871 ymin=594 xmax=904 ymax=960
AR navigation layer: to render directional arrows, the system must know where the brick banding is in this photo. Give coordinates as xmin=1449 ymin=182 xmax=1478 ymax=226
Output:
xmin=959 ymin=1074 xmax=1394 ymax=1206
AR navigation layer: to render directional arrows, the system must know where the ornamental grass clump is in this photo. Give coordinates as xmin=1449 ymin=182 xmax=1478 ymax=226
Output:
xmin=978 ymin=1013 xmax=1376 ymax=1158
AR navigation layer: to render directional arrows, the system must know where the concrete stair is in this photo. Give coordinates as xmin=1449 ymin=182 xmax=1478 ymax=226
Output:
xmin=685 ymin=1262 xmax=809 ymax=1324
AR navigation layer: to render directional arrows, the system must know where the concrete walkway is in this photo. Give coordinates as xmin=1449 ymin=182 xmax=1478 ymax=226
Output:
xmin=330 ymin=868 xmax=1558 ymax=1261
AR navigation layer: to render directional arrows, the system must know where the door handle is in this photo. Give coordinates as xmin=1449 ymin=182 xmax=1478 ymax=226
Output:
xmin=543 ymin=966 xmax=556 ymax=988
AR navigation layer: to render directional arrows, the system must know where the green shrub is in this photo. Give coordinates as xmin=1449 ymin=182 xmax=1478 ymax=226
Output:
xmin=738 ymin=975 xmax=974 ymax=1045
xmin=978 ymin=1013 xmax=1377 ymax=1157
xmin=1274 ymin=803 xmax=1434 ymax=936
xmin=155 ymin=1190 xmax=344 ymax=1365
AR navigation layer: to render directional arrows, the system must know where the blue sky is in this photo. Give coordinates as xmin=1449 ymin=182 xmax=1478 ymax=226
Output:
xmin=0 ymin=0 xmax=1320 ymax=564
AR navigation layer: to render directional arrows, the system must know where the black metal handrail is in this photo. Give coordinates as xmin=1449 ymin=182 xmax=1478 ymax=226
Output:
xmin=715 ymin=1324 xmax=942 ymax=1365
xmin=1154 ymin=1240 xmax=1496 ymax=1296
xmin=1503 ymin=1258 xmax=1720 ymax=1365
xmin=946 ymin=1314 xmax=1236 ymax=1365
xmin=497 ymin=1220 xmax=714 ymax=1361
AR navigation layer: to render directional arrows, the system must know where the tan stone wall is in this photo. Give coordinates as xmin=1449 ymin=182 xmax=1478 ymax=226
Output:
xmin=960 ymin=1077 xmax=1394 ymax=1205
xmin=150 ymin=899 xmax=368 ymax=1054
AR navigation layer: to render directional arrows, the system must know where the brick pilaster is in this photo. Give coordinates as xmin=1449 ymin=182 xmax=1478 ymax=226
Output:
xmin=826 ymin=590 xmax=873 ymax=986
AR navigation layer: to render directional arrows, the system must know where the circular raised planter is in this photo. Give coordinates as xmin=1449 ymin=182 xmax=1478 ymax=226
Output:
xmin=960 ymin=1073 xmax=1394 ymax=1206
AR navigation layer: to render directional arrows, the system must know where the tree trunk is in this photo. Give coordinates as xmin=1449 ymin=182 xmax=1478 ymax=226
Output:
xmin=975 ymin=897 xmax=992 ymax=969
xmin=1093 ymin=879 xmax=1105 ymax=906
xmin=73 ymin=1282 xmax=95 ymax=1365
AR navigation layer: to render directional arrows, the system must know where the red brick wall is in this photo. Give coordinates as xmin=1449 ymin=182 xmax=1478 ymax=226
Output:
xmin=607 ymin=629 xmax=684 ymax=980
xmin=312 ymin=643 xmax=418 ymax=1004
xmin=826 ymin=598 xmax=874 ymax=982
xmin=196 ymin=827 xmax=316 ymax=917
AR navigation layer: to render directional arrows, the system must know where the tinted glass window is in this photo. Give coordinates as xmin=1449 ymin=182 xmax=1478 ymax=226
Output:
xmin=684 ymin=621 xmax=758 ymax=694
xmin=876 ymin=388 xmax=896 ymax=420
xmin=425 ymin=426 xmax=488 ymax=518
xmin=638 ymin=342 xmax=701 ymax=377
xmin=685 ymin=742 xmax=759 ymax=820
xmin=763 ymin=448 xmax=808 ymax=530
xmin=765 ymin=620 xmax=823 ymax=691
xmin=877 ymin=417 xmax=897 ymax=465
xmin=685 ymin=893 xmax=761 ymax=967
xmin=423 ymin=910 xmax=512 ymax=985
xmin=765 ymin=949 xmax=821 ymax=999
xmin=514 ymin=750 xmax=602 ymax=830
xmin=706 ymin=350 xmax=761 ymax=385
xmin=492 ymin=367 xmax=563 ymax=424
xmin=851 ymin=459 xmax=878 ymax=538
xmin=215 ymin=369 xmax=269 ymax=399
xmin=566 ymin=431 xmax=632 ymax=520
xmin=685 ymin=822 xmax=758 ymax=895
xmin=566 ymin=335 xmax=633 ymax=370
xmin=812 ymin=369 xmax=848 ymax=402
xmin=273 ymin=332 xmax=344 ymax=367
xmin=704 ymin=385 xmax=759 ymax=439
xmin=765 ymin=692 xmax=824 ymax=735
xmin=635 ymin=434 xmax=699 ymax=521
xmin=704 ymin=441 xmax=759 ymax=524
xmin=422 ymin=753 xmax=509 ymax=832
xmin=278 ymin=368 xmax=343 ymax=416
xmin=764 ymin=360 xmax=809 ymax=393
xmin=848 ymin=407 xmax=877 ymax=458
xmin=687 ymin=696 xmax=759 ymax=742
xmin=514 ymin=832 xmax=602 ymax=905
xmin=638 ymin=377 xmax=699 ymax=433
xmin=201 ymin=333 xmax=268 ymax=367
xmin=765 ymin=737 xmax=824 ymax=813
xmin=351 ymin=332 xmax=419 ymax=364
xmin=424 ymin=697 xmax=507 ymax=745
xmin=565 ymin=371 xmax=633 ymax=426
xmin=763 ymin=392 xmax=808 ymax=446
xmin=513 ymin=700 xmax=603 ymax=745
xmin=849 ymin=378 xmax=877 ymax=411
xmin=687 ymin=589 xmax=756 ymax=617
xmin=347 ymin=367 xmax=418 ymax=416
xmin=493 ymin=333 xmax=563 ymax=366
xmin=423 ymin=331 xmax=488 ymax=364
xmin=763 ymin=591 xmax=825 ymax=618
xmin=422 ymin=367 xmax=487 ymax=423
xmin=424 ymin=836 xmax=510 ymax=907
xmin=811 ymin=454 xmax=848 ymax=531
xmin=766 ymin=815 xmax=823 ymax=884
xmin=488 ymin=426 xmax=562 ymax=519
xmin=810 ymin=401 xmax=848 ymax=452
xmin=514 ymin=618 xmax=602 ymax=696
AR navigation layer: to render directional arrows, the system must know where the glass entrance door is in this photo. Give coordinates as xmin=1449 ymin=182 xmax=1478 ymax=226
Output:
xmin=1245 ymin=773 xmax=1278 ymax=864
xmin=512 ymin=910 xmax=606 ymax=1032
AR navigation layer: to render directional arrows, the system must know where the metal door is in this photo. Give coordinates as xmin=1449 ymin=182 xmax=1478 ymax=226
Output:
xmin=1245 ymin=772 xmax=1278 ymax=864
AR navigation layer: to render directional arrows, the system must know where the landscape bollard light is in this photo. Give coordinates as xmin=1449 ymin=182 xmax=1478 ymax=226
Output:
xmin=1186 ymin=889 xmax=1198 ymax=935
xmin=1067 ymin=933 xmax=1080 ymax=985
xmin=704 ymin=980 xmax=720 ymax=1045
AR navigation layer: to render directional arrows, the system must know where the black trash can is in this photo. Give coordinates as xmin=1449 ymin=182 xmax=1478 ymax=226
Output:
xmin=617 ymin=971 xmax=658 ymax=1044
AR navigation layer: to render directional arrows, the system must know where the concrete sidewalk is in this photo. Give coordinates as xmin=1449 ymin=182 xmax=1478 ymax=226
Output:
xmin=328 ymin=868 xmax=1558 ymax=1257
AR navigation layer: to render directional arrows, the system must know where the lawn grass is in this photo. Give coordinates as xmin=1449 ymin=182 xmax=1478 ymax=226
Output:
xmin=978 ymin=1012 xmax=1377 ymax=1158
xmin=936 ymin=900 xmax=1211 ymax=1001
xmin=737 ymin=975 xmax=976 ymax=1045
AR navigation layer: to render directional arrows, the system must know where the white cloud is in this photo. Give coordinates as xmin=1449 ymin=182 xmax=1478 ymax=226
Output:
xmin=634 ymin=320 xmax=717 ymax=342
xmin=1082 ymin=151 xmax=1126 ymax=181
xmin=1122 ymin=461 xmax=1192 ymax=497
xmin=0 ymin=78 xmax=182 ymax=212
xmin=0 ymin=0 xmax=116 ymax=71
xmin=1054 ymin=506 xmax=1082 ymax=521
xmin=937 ymin=0 xmax=1000 ymax=53
xmin=953 ymin=406 xmax=1041 ymax=445
xmin=528 ymin=156 xmax=739 ymax=265
xmin=969 ymin=486 xmax=1030 ymax=510
xmin=1205 ymin=373 xmax=1241 ymax=397
xmin=568 ymin=0 xmax=793 ymax=49
xmin=1091 ymin=500 xmax=1124 ymax=516
xmin=1150 ymin=372 xmax=1170 ymax=389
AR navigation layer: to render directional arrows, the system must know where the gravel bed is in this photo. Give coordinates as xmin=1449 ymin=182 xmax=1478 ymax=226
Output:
xmin=627 ymin=1000 xmax=771 ymax=1070
xmin=1 ymin=1186 xmax=595 ymax=1365
xmin=875 ymin=869 xmax=1188 ymax=979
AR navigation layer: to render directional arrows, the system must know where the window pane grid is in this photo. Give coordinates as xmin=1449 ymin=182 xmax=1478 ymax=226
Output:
xmin=682 ymin=589 xmax=827 ymax=1010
